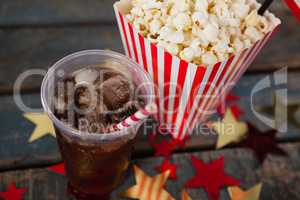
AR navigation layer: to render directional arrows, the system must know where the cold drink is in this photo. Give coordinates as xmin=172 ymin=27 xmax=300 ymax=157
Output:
xmin=41 ymin=50 xmax=154 ymax=199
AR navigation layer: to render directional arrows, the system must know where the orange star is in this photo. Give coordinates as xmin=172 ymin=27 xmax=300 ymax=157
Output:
xmin=181 ymin=190 xmax=192 ymax=200
xmin=121 ymin=165 xmax=174 ymax=200
xmin=228 ymin=183 xmax=262 ymax=200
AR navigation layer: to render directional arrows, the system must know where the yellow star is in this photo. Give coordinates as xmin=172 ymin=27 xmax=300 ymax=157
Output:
xmin=212 ymin=109 xmax=248 ymax=149
xmin=23 ymin=113 xmax=56 ymax=143
xmin=181 ymin=190 xmax=192 ymax=200
xmin=121 ymin=165 xmax=175 ymax=200
xmin=228 ymin=183 xmax=262 ymax=200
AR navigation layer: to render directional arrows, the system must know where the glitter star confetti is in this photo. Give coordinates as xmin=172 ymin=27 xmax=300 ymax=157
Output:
xmin=185 ymin=156 xmax=240 ymax=200
xmin=181 ymin=190 xmax=192 ymax=200
xmin=23 ymin=113 xmax=55 ymax=143
xmin=48 ymin=162 xmax=65 ymax=175
xmin=212 ymin=109 xmax=248 ymax=149
xmin=0 ymin=182 xmax=27 ymax=200
xmin=238 ymin=124 xmax=287 ymax=163
xmin=152 ymin=139 xmax=177 ymax=158
xmin=228 ymin=183 xmax=262 ymax=200
xmin=155 ymin=159 xmax=177 ymax=180
xmin=170 ymin=135 xmax=190 ymax=148
xmin=121 ymin=165 xmax=174 ymax=200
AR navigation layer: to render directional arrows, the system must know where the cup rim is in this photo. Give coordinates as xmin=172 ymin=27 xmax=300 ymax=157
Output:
xmin=41 ymin=49 xmax=155 ymax=141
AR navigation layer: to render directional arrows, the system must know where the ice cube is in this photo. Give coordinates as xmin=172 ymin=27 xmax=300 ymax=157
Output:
xmin=74 ymin=68 xmax=98 ymax=84
xmin=74 ymin=85 xmax=96 ymax=110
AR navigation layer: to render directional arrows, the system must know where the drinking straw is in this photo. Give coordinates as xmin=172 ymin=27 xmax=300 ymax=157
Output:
xmin=258 ymin=0 xmax=274 ymax=15
xmin=109 ymin=103 xmax=158 ymax=131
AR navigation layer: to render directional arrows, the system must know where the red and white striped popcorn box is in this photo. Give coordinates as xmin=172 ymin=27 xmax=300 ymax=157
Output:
xmin=284 ymin=0 xmax=300 ymax=22
xmin=113 ymin=0 xmax=280 ymax=139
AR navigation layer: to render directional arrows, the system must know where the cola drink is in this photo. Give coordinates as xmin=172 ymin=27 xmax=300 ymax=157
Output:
xmin=41 ymin=50 xmax=154 ymax=199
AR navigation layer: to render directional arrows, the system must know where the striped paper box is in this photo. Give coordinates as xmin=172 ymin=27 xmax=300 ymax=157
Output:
xmin=114 ymin=0 xmax=280 ymax=139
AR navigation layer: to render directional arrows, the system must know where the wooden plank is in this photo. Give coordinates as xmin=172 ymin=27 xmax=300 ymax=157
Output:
xmin=0 ymin=142 xmax=300 ymax=199
xmin=0 ymin=72 xmax=299 ymax=171
xmin=0 ymin=0 xmax=287 ymax=26
xmin=0 ymin=0 xmax=117 ymax=26
xmin=0 ymin=25 xmax=122 ymax=91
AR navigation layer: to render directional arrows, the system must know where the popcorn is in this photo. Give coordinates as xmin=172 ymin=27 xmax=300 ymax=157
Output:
xmin=172 ymin=13 xmax=192 ymax=31
xmin=192 ymin=12 xmax=209 ymax=26
xmin=232 ymin=37 xmax=244 ymax=52
xmin=244 ymin=26 xmax=264 ymax=42
xmin=200 ymin=23 xmax=219 ymax=43
xmin=168 ymin=30 xmax=185 ymax=44
xmin=142 ymin=1 xmax=162 ymax=10
xmin=195 ymin=0 xmax=208 ymax=11
xmin=231 ymin=3 xmax=250 ymax=19
xmin=170 ymin=0 xmax=191 ymax=15
xmin=126 ymin=0 xmax=280 ymax=66
xmin=149 ymin=19 xmax=162 ymax=34
xmin=201 ymin=52 xmax=218 ymax=66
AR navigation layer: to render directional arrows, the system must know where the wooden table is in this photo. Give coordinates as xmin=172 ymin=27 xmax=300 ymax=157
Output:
xmin=0 ymin=1 xmax=300 ymax=199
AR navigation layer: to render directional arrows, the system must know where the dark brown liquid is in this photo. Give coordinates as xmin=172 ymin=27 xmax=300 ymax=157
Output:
xmin=53 ymin=66 xmax=142 ymax=199
xmin=56 ymin=127 xmax=135 ymax=199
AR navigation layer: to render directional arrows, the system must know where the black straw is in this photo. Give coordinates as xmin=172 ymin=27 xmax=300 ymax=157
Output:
xmin=258 ymin=0 xmax=274 ymax=15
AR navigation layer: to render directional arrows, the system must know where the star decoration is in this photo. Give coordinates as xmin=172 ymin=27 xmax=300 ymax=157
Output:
xmin=185 ymin=156 xmax=240 ymax=200
xmin=155 ymin=159 xmax=177 ymax=180
xmin=170 ymin=135 xmax=190 ymax=148
xmin=230 ymin=105 xmax=244 ymax=120
xmin=212 ymin=109 xmax=248 ymax=149
xmin=226 ymin=93 xmax=241 ymax=102
xmin=0 ymin=182 xmax=27 ymax=200
xmin=48 ymin=162 xmax=65 ymax=175
xmin=148 ymin=131 xmax=158 ymax=143
xmin=237 ymin=124 xmax=287 ymax=163
xmin=121 ymin=165 xmax=174 ymax=200
xmin=152 ymin=139 xmax=176 ymax=158
xmin=228 ymin=183 xmax=262 ymax=200
xmin=23 ymin=113 xmax=56 ymax=143
xmin=181 ymin=190 xmax=192 ymax=200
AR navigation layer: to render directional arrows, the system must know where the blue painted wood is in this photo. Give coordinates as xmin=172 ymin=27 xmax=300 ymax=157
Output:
xmin=0 ymin=142 xmax=299 ymax=199
xmin=0 ymin=0 xmax=117 ymax=26
xmin=0 ymin=25 xmax=122 ymax=91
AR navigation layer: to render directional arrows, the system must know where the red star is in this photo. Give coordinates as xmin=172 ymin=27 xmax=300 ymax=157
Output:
xmin=226 ymin=93 xmax=240 ymax=102
xmin=230 ymin=105 xmax=244 ymax=119
xmin=170 ymin=135 xmax=190 ymax=148
xmin=185 ymin=156 xmax=240 ymax=200
xmin=48 ymin=163 xmax=65 ymax=175
xmin=238 ymin=124 xmax=287 ymax=163
xmin=148 ymin=131 xmax=158 ymax=143
xmin=0 ymin=182 xmax=27 ymax=200
xmin=152 ymin=139 xmax=176 ymax=158
xmin=155 ymin=159 xmax=177 ymax=180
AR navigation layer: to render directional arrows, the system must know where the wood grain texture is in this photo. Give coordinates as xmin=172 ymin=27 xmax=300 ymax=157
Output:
xmin=0 ymin=72 xmax=299 ymax=171
xmin=0 ymin=0 xmax=117 ymax=26
xmin=0 ymin=25 xmax=121 ymax=91
xmin=0 ymin=142 xmax=299 ymax=200
xmin=0 ymin=0 xmax=287 ymax=26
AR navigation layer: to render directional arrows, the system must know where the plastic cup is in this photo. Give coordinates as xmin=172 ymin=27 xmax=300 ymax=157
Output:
xmin=41 ymin=50 xmax=154 ymax=199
